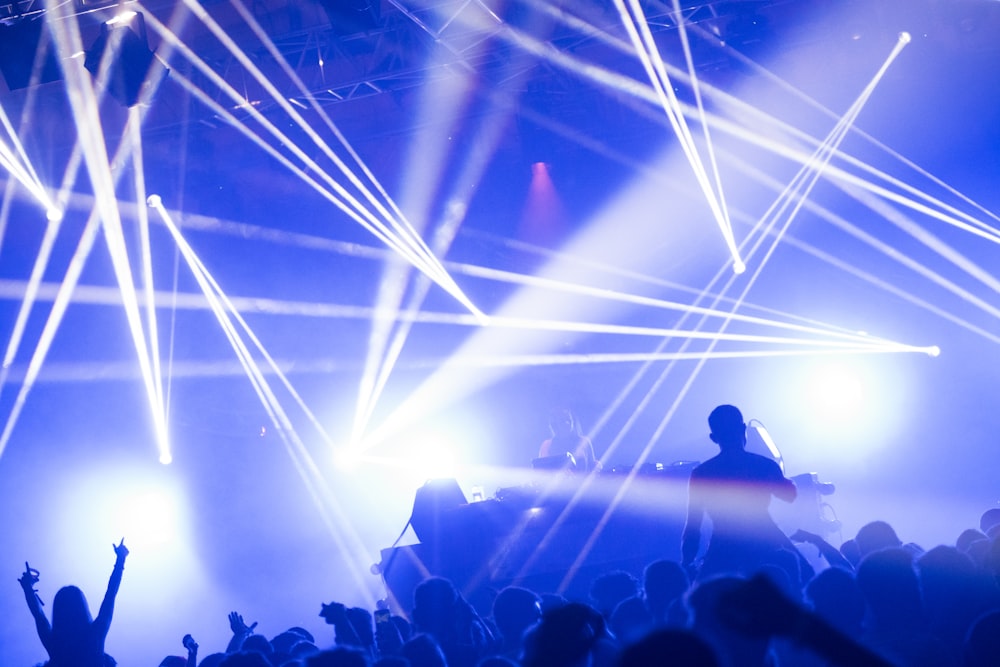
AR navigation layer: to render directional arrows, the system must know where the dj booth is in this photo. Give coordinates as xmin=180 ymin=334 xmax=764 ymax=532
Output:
xmin=377 ymin=463 xmax=697 ymax=613
xmin=377 ymin=461 xmax=838 ymax=613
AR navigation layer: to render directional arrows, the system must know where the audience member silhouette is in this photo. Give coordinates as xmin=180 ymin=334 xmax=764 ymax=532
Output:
xmin=916 ymin=545 xmax=1000 ymax=657
xmin=681 ymin=404 xmax=800 ymax=579
xmin=641 ymin=559 xmax=689 ymax=628
xmin=686 ymin=575 xmax=772 ymax=667
xmin=490 ymin=586 xmax=541 ymax=660
xmin=608 ymin=595 xmax=652 ymax=646
xmin=963 ymin=609 xmax=1000 ymax=667
xmin=717 ymin=573 xmax=894 ymax=666
xmin=306 ymin=646 xmax=371 ymax=667
xmin=400 ymin=632 xmax=448 ymax=667
xmin=855 ymin=546 xmax=950 ymax=667
xmin=219 ymin=652 xmax=271 ymax=667
xmin=978 ymin=508 xmax=1000 ymax=536
xmin=18 ymin=539 xmax=129 ymax=667
xmin=589 ymin=570 xmax=640 ymax=620
xmin=411 ymin=576 xmax=493 ymax=667
xmin=521 ymin=601 xmax=615 ymax=667
xmin=854 ymin=520 xmax=903 ymax=559
xmin=616 ymin=627 xmax=719 ymax=667
xmin=804 ymin=567 xmax=866 ymax=641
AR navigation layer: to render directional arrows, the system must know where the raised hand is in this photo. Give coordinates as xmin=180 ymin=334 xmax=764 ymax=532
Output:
xmin=113 ymin=539 xmax=129 ymax=561
xmin=229 ymin=611 xmax=257 ymax=636
xmin=18 ymin=561 xmax=44 ymax=608
xmin=18 ymin=562 xmax=39 ymax=590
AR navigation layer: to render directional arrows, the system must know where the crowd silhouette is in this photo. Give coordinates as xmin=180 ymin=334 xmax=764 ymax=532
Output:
xmin=16 ymin=406 xmax=1000 ymax=667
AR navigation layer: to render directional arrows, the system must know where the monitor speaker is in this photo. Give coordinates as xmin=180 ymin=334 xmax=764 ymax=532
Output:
xmin=410 ymin=478 xmax=467 ymax=544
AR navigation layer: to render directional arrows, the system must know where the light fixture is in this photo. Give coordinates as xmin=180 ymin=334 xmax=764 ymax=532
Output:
xmin=83 ymin=11 xmax=168 ymax=107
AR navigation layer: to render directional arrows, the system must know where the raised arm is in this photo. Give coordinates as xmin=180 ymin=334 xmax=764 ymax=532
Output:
xmin=681 ymin=478 xmax=705 ymax=570
xmin=791 ymin=529 xmax=854 ymax=571
xmin=18 ymin=562 xmax=52 ymax=652
xmin=226 ymin=612 xmax=258 ymax=653
xmin=183 ymin=633 xmax=199 ymax=666
xmin=94 ymin=539 xmax=128 ymax=638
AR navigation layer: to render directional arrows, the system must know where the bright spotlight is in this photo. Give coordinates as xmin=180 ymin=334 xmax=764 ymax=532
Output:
xmin=410 ymin=433 xmax=457 ymax=482
xmin=106 ymin=11 xmax=139 ymax=26
xmin=158 ymin=452 xmax=172 ymax=465
xmin=333 ymin=446 xmax=362 ymax=472
xmin=115 ymin=487 xmax=179 ymax=550
xmin=733 ymin=260 xmax=747 ymax=275
xmin=927 ymin=345 xmax=941 ymax=358
xmin=46 ymin=208 xmax=63 ymax=222
xmin=146 ymin=193 xmax=162 ymax=208
xmin=898 ymin=31 xmax=911 ymax=44
xmin=805 ymin=362 xmax=865 ymax=423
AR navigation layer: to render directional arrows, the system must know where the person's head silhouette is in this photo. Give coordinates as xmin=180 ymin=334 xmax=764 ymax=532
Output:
xmin=708 ymin=405 xmax=746 ymax=451
xmin=52 ymin=585 xmax=93 ymax=637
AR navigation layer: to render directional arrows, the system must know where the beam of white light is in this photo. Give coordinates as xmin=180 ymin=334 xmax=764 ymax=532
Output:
xmin=0 ymin=275 xmax=944 ymax=353
xmin=497 ymin=9 xmax=1000 ymax=247
xmin=13 ymin=182 xmax=978 ymax=352
xmin=0 ymin=91 xmax=57 ymax=216
xmin=45 ymin=1 xmax=171 ymax=463
xmin=570 ymin=56 xmax=907 ymax=556
xmin=163 ymin=69 xmax=443 ymax=282
xmin=686 ymin=18 xmax=1000 ymax=239
xmin=0 ymin=143 xmax=89 ymax=391
xmin=669 ymin=0 xmax=735 ymax=263
xmin=63 ymin=201 xmax=903 ymax=345
xmin=448 ymin=263 xmax=893 ymax=344
xmin=0 ymin=139 xmax=55 ymax=214
xmin=147 ymin=197 xmax=338 ymax=451
xmin=0 ymin=210 xmax=104 ymax=459
xmin=350 ymin=53 xmax=474 ymax=446
xmin=150 ymin=198 xmax=378 ymax=605
xmin=146 ymin=1 xmax=481 ymax=317
xmin=726 ymin=150 xmax=1000 ymax=326
xmin=396 ymin=346 xmax=932 ymax=368
xmin=0 ymin=339 xmax=937 ymax=386
xmin=535 ymin=35 xmax=912 ymax=571
xmin=128 ymin=108 xmax=169 ymax=461
xmin=223 ymin=0 xmax=447 ymax=266
xmin=693 ymin=102 xmax=1000 ymax=247
xmin=217 ymin=0 xmax=478 ymax=445
xmin=151 ymin=66 xmax=473 ymax=319
xmin=842 ymin=181 xmax=1000 ymax=297
xmin=137 ymin=12 xmax=438 ymax=273
xmin=0 ymin=214 xmax=64 ymax=397
xmin=780 ymin=235 xmax=1000 ymax=345
xmin=614 ymin=0 xmax=743 ymax=273
xmin=354 ymin=40 xmax=548 ymax=444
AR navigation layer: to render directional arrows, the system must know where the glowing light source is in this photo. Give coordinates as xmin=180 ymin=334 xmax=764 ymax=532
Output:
xmin=106 ymin=11 xmax=139 ymax=26
xmin=927 ymin=345 xmax=941 ymax=357
xmin=805 ymin=362 xmax=866 ymax=423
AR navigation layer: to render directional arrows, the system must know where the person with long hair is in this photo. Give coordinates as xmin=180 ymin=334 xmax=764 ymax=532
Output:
xmin=538 ymin=408 xmax=599 ymax=473
xmin=19 ymin=539 xmax=129 ymax=667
